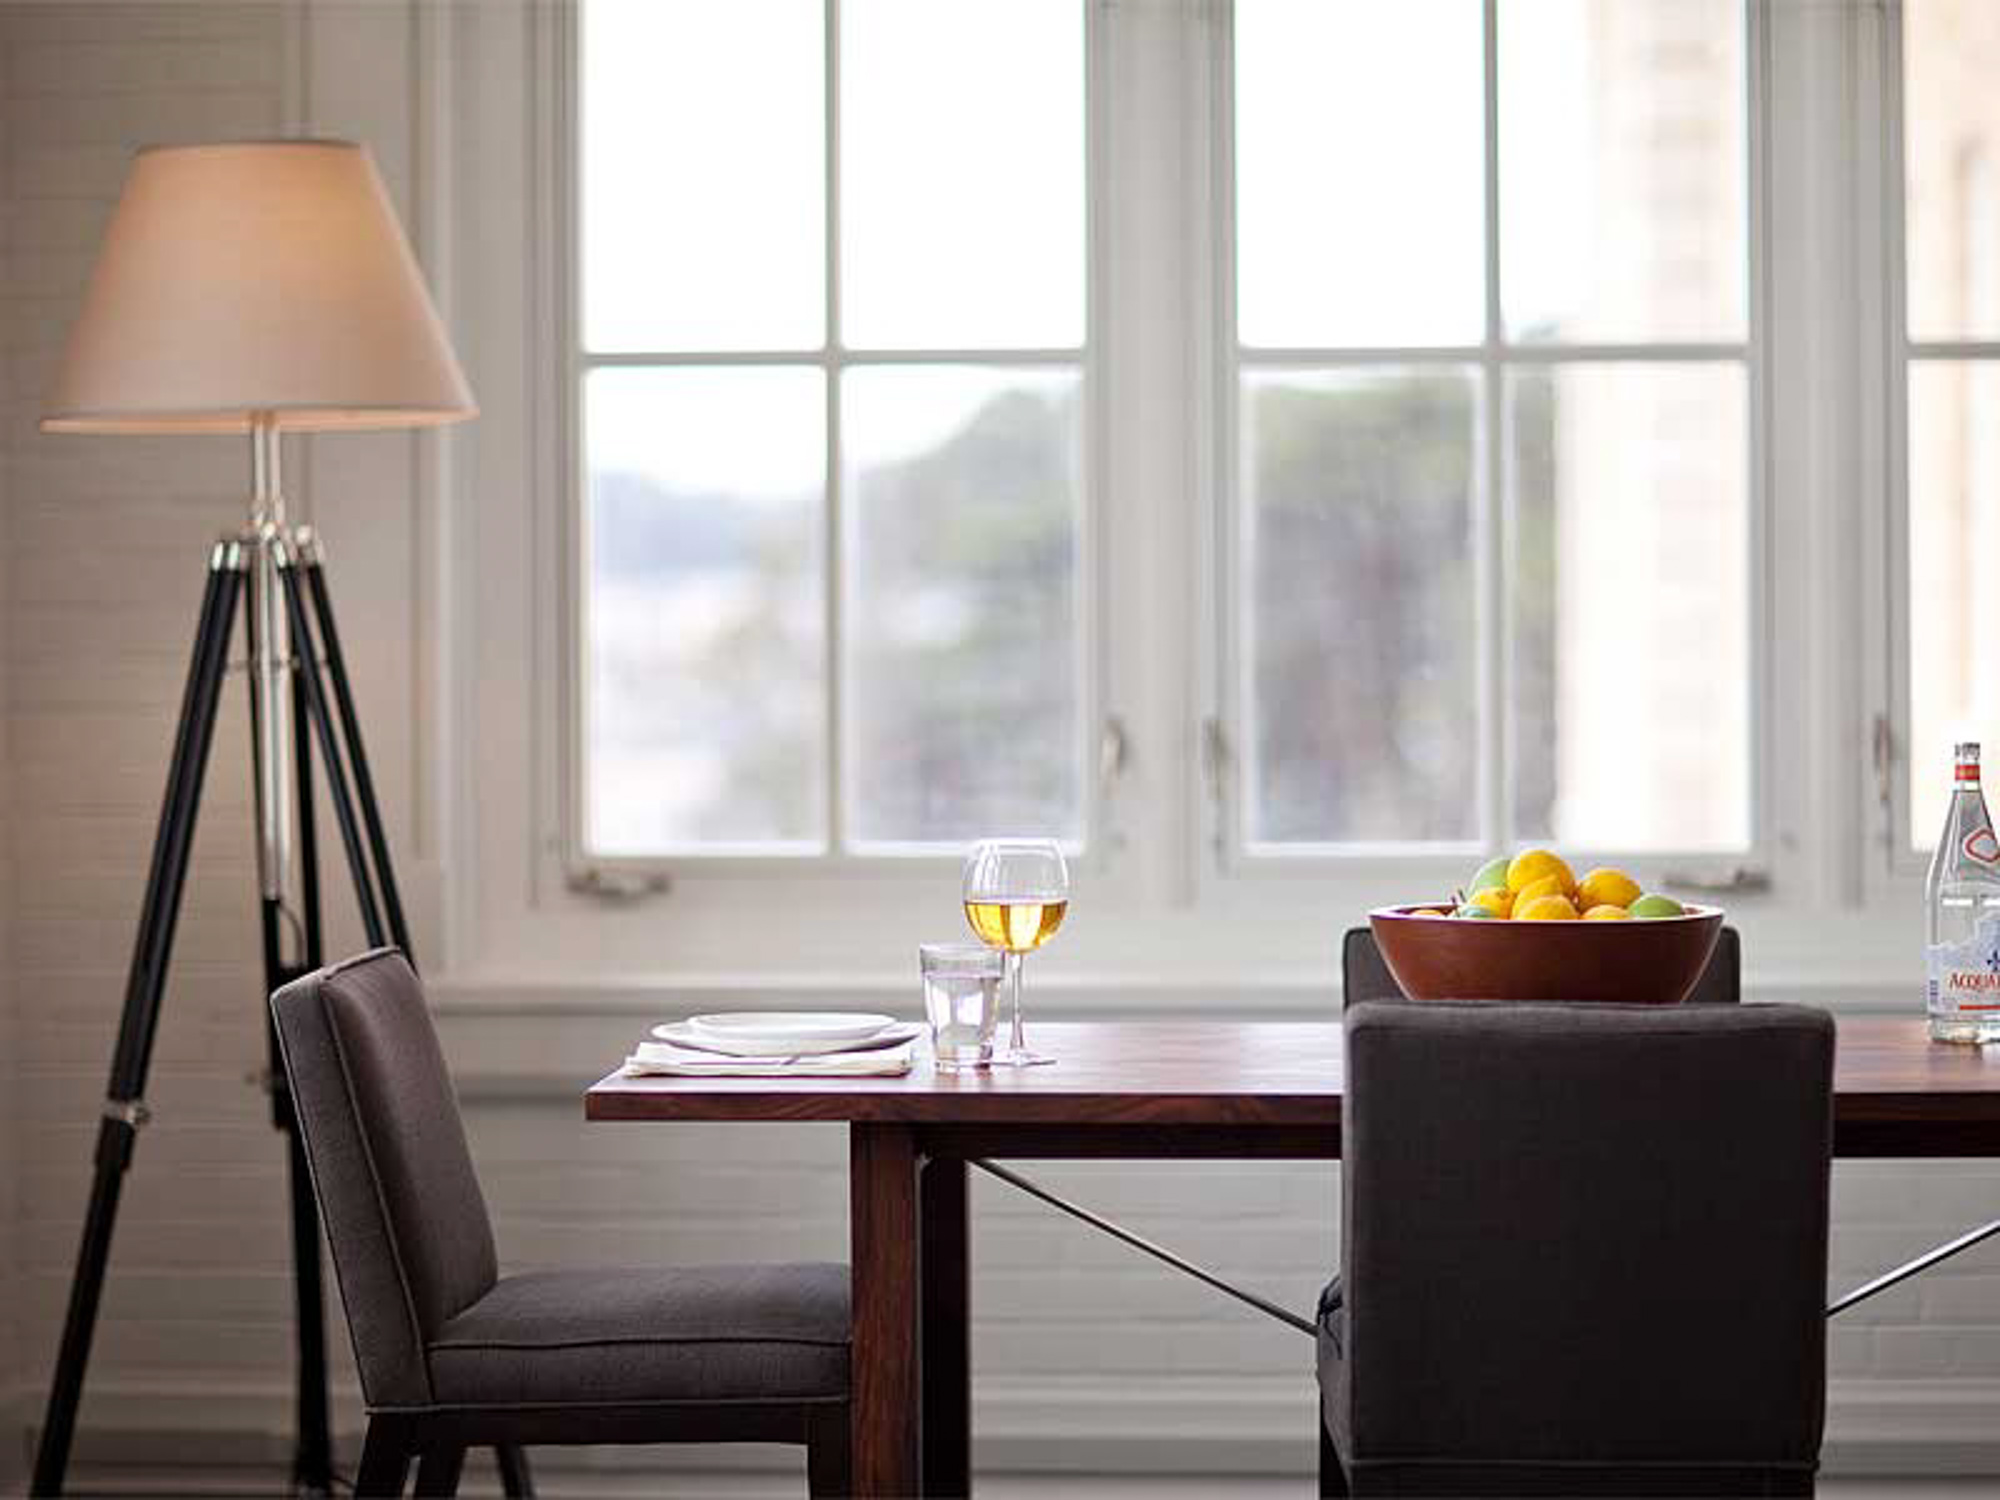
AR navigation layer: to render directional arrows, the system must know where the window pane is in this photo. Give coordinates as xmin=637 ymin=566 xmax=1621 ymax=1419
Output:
xmin=1235 ymin=0 xmax=1485 ymax=348
xmin=584 ymin=368 xmax=826 ymax=852
xmin=1243 ymin=368 xmax=1479 ymax=845
xmin=1904 ymin=1 xmax=2000 ymax=342
xmin=840 ymin=0 xmax=1084 ymax=350
xmin=1500 ymin=0 xmax=1746 ymax=344
xmin=582 ymin=0 xmax=823 ymax=351
xmin=843 ymin=367 xmax=1082 ymax=845
xmin=1510 ymin=363 xmax=1749 ymax=850
xmin=1909 ymin=360 xmax=2000 ymax=844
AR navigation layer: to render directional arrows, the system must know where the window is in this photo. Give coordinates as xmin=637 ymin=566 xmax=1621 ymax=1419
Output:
xmin=567 ymin=0 xmax=1764 ymax=885
xmin=576 ymin=0 xmax=1088 ymax=857
xmin=1228 ymin=0 xmax=1755 ymax=858
xmin=1902 ymin=0 xmax=2000 ymax=848
xmin=447 ymin=0 xmax=1999 ymax=987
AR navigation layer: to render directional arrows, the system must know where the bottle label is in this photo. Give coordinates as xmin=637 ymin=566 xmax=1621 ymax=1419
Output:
xmin=1928 ymin=910 xmax=2000 ymax=1015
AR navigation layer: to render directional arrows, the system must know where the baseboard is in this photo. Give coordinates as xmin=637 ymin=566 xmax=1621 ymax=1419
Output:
xmin=1821 ymin=1378 xmax=2000 ymax=1475
xmin=5 ymin=1372 xmax=1999 ymax=1489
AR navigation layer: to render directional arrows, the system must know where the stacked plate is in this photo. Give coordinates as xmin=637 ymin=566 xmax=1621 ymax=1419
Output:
xmin=623 ymin=1011 xmax=923 ymax=1077
xmin=656 ymin=1011 xmax=919 ymax=1057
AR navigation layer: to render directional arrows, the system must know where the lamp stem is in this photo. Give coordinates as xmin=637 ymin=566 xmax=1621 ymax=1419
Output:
xmin=245 ymin=411 xmax=294 ymax=915
xmin=250 ymin=410 xmax=284 ymax=530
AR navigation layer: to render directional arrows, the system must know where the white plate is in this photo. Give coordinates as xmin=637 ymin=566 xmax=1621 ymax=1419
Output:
xmin=687 ymin=1011 xmax=895 ymax=1043
xmin=651 ymin=1020 xmax=922 ymax=1058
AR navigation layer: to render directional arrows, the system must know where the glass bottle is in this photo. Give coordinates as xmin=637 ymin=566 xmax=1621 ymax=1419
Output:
xmin=1925 ymin=742 xmax=2000 ymax=1043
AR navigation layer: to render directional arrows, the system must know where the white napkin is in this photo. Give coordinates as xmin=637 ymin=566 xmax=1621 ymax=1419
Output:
xmin=620 ymin=1038 xmax=916 ymax=1078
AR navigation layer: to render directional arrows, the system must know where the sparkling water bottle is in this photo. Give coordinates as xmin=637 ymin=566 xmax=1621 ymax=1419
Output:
xmin=1925 ymin=742 xmax=2000 ymax=1043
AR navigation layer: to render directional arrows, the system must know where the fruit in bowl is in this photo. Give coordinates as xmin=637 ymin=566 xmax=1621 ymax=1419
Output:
xmin=1367 ymin=849 xmax=1723 ymax=1005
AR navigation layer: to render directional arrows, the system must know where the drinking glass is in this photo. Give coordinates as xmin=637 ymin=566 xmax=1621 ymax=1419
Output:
xmin=918 ymin=943 xmax=1004 ymax=1071
xmin=962 ymin=838 xmax=1069 ymax=1067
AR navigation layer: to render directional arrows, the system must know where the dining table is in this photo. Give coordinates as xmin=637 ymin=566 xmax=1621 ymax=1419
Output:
xmin=585 ymin=1016 xmax=2000 ymax=1498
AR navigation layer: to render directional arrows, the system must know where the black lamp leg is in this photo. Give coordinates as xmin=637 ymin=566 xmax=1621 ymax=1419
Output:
xmin=32 ymin=547 xmax=248 ymax=1498
xmin=268 ymin=623 xmax=333 ymax=1495
xmin=300 ymin=554 xmax=412 ymax=957
xmin=276 ymin=551 xmax=386 ymax=951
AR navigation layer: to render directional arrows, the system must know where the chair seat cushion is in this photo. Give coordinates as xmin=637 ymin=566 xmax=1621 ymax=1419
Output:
xmin=429 ymin=1263 xmax=850 ymax=1407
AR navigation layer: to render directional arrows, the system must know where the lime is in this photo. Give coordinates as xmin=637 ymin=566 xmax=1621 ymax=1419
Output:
xmin=1628 ymin=893 xmax=1686 ymax=919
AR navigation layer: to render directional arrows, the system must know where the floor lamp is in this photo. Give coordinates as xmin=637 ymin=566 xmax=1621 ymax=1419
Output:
xmin=29 ymin=140 xmax=522 ymax=1498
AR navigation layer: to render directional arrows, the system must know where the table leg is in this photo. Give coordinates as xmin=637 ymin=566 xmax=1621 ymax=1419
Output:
xmin=852 ymin=1123 xmax=921 ymax=1496
xmin=920 ymin=1155 xmax=971 ymax=1497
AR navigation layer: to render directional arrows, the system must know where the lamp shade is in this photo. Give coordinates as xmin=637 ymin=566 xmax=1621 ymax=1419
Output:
xmin=43 ymin=139 xmax=475 ymax=434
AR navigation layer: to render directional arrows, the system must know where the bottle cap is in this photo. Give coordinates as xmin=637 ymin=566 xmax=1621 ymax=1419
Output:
xmin=1958 ymin=742 xmax=1982 ymax=762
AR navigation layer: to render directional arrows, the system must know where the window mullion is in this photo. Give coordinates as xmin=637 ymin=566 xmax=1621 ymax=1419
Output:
xmin=824 ymin=0 xmax=845 ymax=855
xmin=1743 ymin=0 xmax=1781 ymax=886
xmin=1480 ymin=0 xmax=1508 ymax=854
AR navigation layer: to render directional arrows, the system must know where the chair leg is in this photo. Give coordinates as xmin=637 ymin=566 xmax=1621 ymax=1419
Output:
xmin=495 ymin=1443 xmax=535 ymax=1498
xmin=1318 ymin=1416 xmax=1350 ymax=1498
xmin=356 ymin=1416 xmax=417 ymax=1498
xmin=807 ymin=1402 xmax=853 ymax=1499
xmin=414 ymin=1444 xmax=466 ymax=1498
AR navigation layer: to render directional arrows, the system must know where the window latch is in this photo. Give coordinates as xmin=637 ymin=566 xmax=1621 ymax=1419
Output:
xmin=566 ymin=865 xmax=671 ymax=900
xmin=1872 ymin=712 xmax=1896 ymax=812
xmin=1657 ymin=865 xmax=1771 ymax=895
xmin=1201 ymin=718 xmax=1234 ymax=857
xmin=1099 ymin=715 xmax=1130 ymax=789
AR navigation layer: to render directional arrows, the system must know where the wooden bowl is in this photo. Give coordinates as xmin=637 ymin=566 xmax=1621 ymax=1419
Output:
xmin=1367 ymin=902 xmax=1725 ymax=1006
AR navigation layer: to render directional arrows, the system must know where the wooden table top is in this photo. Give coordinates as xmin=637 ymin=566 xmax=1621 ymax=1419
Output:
xmin=584 ymin=1017 xmax=2000 ymax=1138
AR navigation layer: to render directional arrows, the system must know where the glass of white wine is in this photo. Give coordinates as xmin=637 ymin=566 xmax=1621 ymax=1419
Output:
xmin=962 ymin=837 xmax=1069 ymax=1067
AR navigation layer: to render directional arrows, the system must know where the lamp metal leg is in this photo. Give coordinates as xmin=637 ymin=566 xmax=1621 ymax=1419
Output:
xmin=32 ymin=552 xmax=246 ymax=1497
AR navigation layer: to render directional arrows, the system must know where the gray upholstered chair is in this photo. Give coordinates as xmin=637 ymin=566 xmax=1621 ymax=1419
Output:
xmin=1320 ymin=1000 xmax=1834 ymax=1498
xmin=271 ymin=949 xmax=851 ymax=1498
xmin=1341 ymin=924 xmax=1742 ymax=1006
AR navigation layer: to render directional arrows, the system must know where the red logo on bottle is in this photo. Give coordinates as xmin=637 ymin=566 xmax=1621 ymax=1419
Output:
xmin=1966 ymin=827 xmax=2000 ymax=864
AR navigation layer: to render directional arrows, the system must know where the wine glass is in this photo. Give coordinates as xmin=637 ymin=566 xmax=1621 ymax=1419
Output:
xmin=962 ymin=838 xmax=1069 ymax=1067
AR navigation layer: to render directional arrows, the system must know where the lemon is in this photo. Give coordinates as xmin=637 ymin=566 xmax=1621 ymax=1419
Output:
xmin=1408 ymin=908 xmax=1448 ymax=918
xmin=1469 ymin=855 xmax=1511 ymax=894
xmin=1576 ymin=867 xmax=1641 ymax=911
xmin=1582 ymin=904 xmax=1632 ymax=921
xmin=1465 ymin=885 xmax=1514 ymax=919
xmin=1506 ymin=848 xmax=1575 ymax=897
xmin=1517 ymin=893 xmax=1580 ymax=921
xmin=1512 ymin=873 xmax=1567 ymax=912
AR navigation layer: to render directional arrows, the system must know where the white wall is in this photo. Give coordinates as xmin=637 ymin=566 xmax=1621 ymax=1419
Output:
xmin=0 ymin=0 xmax=1996 ymax=1486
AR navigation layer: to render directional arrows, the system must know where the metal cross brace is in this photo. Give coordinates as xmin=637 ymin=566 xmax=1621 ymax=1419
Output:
xmin=1827 ymin=1216 xmax=2000 ymax=1319
xmin=969 ymin=1158 xmax=1317 ymax=1337
xmin=972 ymin=1154 xmax=2000 ymax=1333
xmin=972 ymin=1161 xmax=2000 ymax=1331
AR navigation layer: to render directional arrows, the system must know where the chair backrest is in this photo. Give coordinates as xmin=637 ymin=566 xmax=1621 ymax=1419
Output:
xmin=270 ymin=948 xmax=499 ymax=1408
xmin=1336 ymin=999 xmax=1833 ymax=1471
xmin=1340 ymin=924 xmax=1741 ymax=1005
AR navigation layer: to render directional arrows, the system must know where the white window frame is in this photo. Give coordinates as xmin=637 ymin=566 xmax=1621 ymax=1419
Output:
xmin=1877 ymin=0 xmax=2000 ymax=879
xmin=1201 ymin=0 xmax=1775 ymax=885
xmin=559 ymin=0 xmax=1110 ymax=881
xmin=437 ymin=0 xmax=1928 ymax=1000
